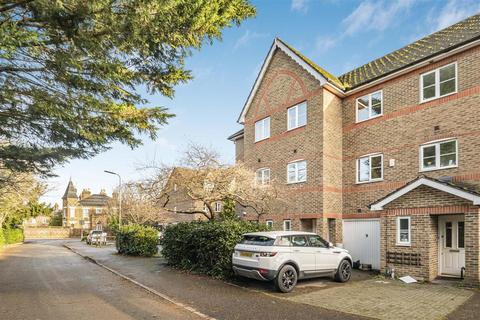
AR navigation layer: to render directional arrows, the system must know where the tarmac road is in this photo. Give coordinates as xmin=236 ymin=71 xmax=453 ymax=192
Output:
xmin=0 ymin=240 xmax=201 ymax=320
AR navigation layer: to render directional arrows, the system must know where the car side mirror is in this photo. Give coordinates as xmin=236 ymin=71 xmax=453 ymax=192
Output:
xmin=328 ymin=242 xmax=334 ymax=248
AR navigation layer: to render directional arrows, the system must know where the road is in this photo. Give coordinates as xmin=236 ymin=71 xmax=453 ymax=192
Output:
xmin=0 ymin=240 xmax=201 ymax=320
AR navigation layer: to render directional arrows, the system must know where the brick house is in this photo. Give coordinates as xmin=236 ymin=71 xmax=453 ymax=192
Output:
xmin=228 ymin=14 xmax=480 ymax=285
xmin=61 ymin=180 xmax=112 ymax=230
xmin=159 ymin=167 xmax=225 ymax=223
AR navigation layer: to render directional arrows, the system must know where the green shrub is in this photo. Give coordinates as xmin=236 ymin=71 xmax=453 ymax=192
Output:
xmin=0 ymin=230 xmax=5 ymax=248
xmin=3 ymin=228 xmax=24 ymax=244
xmin=116 ymin=224 xmax=158 ymax=257
xmin=160 ymin=219 xmax=268 ymax=278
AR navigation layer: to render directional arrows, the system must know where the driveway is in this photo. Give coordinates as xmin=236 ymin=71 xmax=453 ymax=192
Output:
xmin=0 ymin=240 xmax=201 ymax=320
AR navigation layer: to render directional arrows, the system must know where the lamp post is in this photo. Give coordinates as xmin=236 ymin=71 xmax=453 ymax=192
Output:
xmin=104 ymin=170 xmax=122 ymax=227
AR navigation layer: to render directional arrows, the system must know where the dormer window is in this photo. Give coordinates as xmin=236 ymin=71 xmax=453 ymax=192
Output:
xmin=356 ymin=91 xmax=383 ymax=123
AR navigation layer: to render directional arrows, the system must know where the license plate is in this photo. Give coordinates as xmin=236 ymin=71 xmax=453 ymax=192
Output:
xmin=240 ymin=251 xmax=253 ymax=257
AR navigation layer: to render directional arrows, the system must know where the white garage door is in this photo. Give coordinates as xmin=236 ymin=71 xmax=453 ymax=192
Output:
xmin=343 ymin=219 xmax=380 ymax=270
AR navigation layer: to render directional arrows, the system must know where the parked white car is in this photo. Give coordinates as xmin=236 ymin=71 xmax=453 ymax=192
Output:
xmin=86 ymin=230 xmax=107 ymax=246
xmin=232 ymin=231 xmax=352 ymax=292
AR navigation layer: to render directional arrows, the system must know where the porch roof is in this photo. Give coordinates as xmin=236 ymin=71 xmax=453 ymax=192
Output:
xmin=370 ymin=176 xmax=480 ymax=211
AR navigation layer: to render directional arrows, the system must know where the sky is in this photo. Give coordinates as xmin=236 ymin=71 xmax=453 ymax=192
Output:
xmin=42 ymin=0 xmax=480 ymax=206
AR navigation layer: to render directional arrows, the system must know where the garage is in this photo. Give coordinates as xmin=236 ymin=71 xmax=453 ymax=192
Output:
xmin=343 ymin=219 xmax=380 ymax=270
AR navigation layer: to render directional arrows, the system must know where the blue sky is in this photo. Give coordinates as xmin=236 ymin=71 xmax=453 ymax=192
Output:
xmin=42 ymin=0 xmax=480 ymax=206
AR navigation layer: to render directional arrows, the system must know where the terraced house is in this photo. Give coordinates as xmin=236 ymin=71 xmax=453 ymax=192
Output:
xmin=228 ymin=14 xmax=480 ymax=285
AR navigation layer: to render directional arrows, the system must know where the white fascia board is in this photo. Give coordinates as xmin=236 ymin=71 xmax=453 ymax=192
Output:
xmin=370 ymin=177 xmax=480 ymax=211
xmin=237 ymin=39 xmax=334 ymax=124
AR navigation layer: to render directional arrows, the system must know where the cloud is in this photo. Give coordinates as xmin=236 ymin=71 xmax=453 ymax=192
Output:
xmin=315 ymin=35 xmax=339 ymax=54
xmin=233 ymin=30 xmax=268 ymax=51
xmin=342 ymin=0 xmax=415 ymax=36
xmin=429 ymin=0 xmax=480 ymax=31
xmin=291 ymin=0 xmax=309 ymax=13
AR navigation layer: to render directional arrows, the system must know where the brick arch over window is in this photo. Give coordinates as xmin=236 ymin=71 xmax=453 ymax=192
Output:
xmin=252 ymin=69 xmax=309 ymax=119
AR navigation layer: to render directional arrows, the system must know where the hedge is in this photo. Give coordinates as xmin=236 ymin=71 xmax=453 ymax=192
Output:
xmin=2 ymin=228 xmax=24 ymax=245
xmin=116 ymin=224 xmax=158 ymax=257
xmin=160 ymin=219 xmax=268 ymax=278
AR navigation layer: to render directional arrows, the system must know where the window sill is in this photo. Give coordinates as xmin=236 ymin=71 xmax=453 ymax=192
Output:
xmin=355 ymin=178 xmax=384 ymax=185
xmin=287 ymin=124 xmax=306 ymax=132
xmin=419 ymin=165 xmax=458 ymax=173
xmin=396 ymin=243 xmax=411 ymax=247
xmin=254 ymin=137 xmax=270 ymax=144
xmin=287 ymin=180 xmax=307 ymax=185
xmin=355 ymin=113 xmax=383 ymax=124
xmin=420 ymin=90 xmax=457 ymax=104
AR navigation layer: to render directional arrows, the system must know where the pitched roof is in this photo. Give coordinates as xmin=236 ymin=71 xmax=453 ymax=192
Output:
xmin=62 ymin=180 xmax=77 ymax=200
xmin=370 ymin=175 xmax=480 ymax=211
xmin=227 ymin=129 xmax=244 ymax=141
xmin=276 ymin=38 xmax=345 ymax=90
xmin=339 ymin=13 xmax=480 ymax=90
xmin=79 ymin=194 xmax=110 ymax=207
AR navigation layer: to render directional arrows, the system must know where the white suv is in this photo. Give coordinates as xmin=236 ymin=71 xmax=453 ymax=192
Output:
xmin=232 ymin=231 xmax=352 ymax=292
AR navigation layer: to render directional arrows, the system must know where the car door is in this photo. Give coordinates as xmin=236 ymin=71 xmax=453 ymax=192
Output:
xmin=290 ymin=235 xmax=316 ymax=272
xmin=307 ymin=235 xmax=340 ymax=271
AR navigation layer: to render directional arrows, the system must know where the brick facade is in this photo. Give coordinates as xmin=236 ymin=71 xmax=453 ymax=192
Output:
xmin=231 ymin=31 xmax=480 ymax=284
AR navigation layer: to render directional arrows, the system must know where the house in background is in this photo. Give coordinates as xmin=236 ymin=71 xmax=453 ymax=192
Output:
xmin=62 ymin=180 xmax=112 ymax=230
xmin=228 ymin=14 xmax=480 ymax=285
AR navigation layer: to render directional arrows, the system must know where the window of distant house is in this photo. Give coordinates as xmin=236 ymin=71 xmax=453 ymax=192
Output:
xmin=254 ymin=117 xmax=270 ymax=142
xmin=215 ymin=202 xmax=222 ymax=212
xmin=356 ymin=90 xmax=382 ymax=122
xmin=266 ymin=220 xmax=273 ymax=229
xmin=203 ymin=204 xmax=208 ymax=213
xmin=420 ymin=62 xmax=457 ymax=102
xmin=174 ymin=206 xmax=177 ymax=213
xmin=95 ymin=208 xmax=102 ymax=214
xmin=69 ymin=207 xmax=75 ymax=218
xmin=397 ymin=216 xmax=411 ymax=246
xmin=256 ymin=168 xmax=271 ymax=185
xmin=287 ymin=101 xmax=307 ymax=130
xmin=83 ymin=208 xmax=89 ymax=217
xmin=420 ymin=139 xmax=457 ymax=171
xmin=357 ymin=154 xmax=383 ymax=183
xmin=283 ymin=220 xmax=292 ymax=231
xmin=173 ymin=184 xmax=177 ymax=192
xmin=287 ymin=160 xmax=307 ymax=184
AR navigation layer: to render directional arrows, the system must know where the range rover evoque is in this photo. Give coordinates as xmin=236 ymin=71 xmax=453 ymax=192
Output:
xmin=232 ymin=231 xmax=352 ymax=292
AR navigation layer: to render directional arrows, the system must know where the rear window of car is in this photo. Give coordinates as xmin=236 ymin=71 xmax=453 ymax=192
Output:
xmin=240 ymin=235 xmax=275 ymax=246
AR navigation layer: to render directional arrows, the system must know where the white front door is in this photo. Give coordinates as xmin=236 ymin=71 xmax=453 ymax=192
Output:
xmin=439 ymin=215 xmax=465 ymax=277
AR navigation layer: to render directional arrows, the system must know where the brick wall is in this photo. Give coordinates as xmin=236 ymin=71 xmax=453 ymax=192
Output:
xmin=24 ymin=227 xmax=71 ymax=240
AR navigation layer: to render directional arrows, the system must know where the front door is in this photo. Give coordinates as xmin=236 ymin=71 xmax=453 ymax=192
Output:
xmin=439 ymin=215 xmax=465 ymax=277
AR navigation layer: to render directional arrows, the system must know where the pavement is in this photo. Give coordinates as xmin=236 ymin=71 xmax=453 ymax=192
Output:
xmin=0 ymin=240 xmax=201 ymax=320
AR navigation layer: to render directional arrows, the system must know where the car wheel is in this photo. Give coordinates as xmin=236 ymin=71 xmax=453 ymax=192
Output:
xmin=275 ymin=264 xmax=298 ymax=293
xmin=335 ymin=259 xmax=352 ymax=283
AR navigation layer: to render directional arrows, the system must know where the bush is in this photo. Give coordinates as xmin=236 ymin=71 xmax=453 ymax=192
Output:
xmin=0 ymin=230 xmax=5 ymax=248
xmin=3 ymin=228 xmax=24 ymax=244
xmin=160 ymin=219 xmax=268 ymax=278
xmin=116 ymin=224 xmax=158 ymax=257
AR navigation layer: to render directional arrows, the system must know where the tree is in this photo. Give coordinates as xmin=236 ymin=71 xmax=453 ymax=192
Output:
xmin=0 ymin=0 xmax=255 ymax=175
xmin=0 ymin=169 xmax=44 ymax=228
xmin=105 ymin=181 xmax=163 ymax=225
xmin=147 ymin=143 xmax=285 ymax=220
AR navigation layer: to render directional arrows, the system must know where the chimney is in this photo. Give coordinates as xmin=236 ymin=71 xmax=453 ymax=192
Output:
xmin=112 ymin=192 xmax=118 ymax=199
xmin=80 ymin=188 xmax=92 ymax=200
xmin=100 ymin=189 xmax=107 ymax=196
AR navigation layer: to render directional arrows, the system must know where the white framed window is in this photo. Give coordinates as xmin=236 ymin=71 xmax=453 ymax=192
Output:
xmin=173 ymin=184 xmax=177 ymax=192
xmin=287 ymin=160 xmax=307 ymax=184
xmin=266 ymin=220 xmax=273 ymax=228
xmin=420 ymin=62 xmax=457 ymax=102
xmin=69 ymin=207 xmax=75 ymax=218
xmin=287 ymin=101 xmax=307 ymax=130
xmin=174 ymin=206 xmax=177 ymax=213
xmin=356 ymin=90 xmax=383 ymax=123
xmin=95 ymin=208 xmax=102 ymax=214
xmin=256 ymin=168 xmax=270 ymax=185
xmin=254 ymin=117 xmax=270 ymax=142
xmin=420 ymin=139 xmax=457 ymax=171
xmin=396 ymin=216 xmax=411 ymax=246
xmin=83 ymin=208 xmax=89 ymax=217
xmin=283 ymin=220 xmax=292 ymax=231
xmin=214 ymin=202 xmax=222 ymax=212
xmin=357 ymin=154 xmax=383 ymax=183
xmin=203 ymin=204 xmax=208 ymax=213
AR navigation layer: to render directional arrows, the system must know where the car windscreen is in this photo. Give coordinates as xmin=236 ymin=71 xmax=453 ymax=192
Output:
xmin=240 ymin=235 xmax=275 ymax=246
